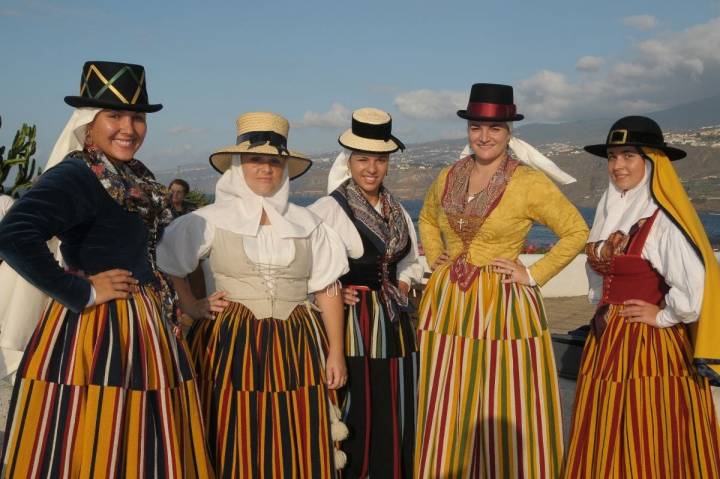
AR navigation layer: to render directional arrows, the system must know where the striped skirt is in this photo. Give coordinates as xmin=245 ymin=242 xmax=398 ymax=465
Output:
xmin=0 ymin=285 xmax=213 ymax=479
xmin=186 ymin=317 xmax=214 ymax=432
xmin=563 ymin=304 xmax=720 ymax=478
xmin=341 ymin=288 xmax=418 ymax=479
xmin=415 ymin=266 xmax=563 ymax=479
xmin=197 ymin=301 xmax=340 ymax=478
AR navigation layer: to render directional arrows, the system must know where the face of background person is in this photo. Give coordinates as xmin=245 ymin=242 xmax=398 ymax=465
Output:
xmin=86 ymin=109 xmax=147 ymax=162
xmin=348 ymin=152 xmax=389 ymax=198
xmin=606 ymin=146 xmax=646 ymax=191
xmin=169 ymin=182 xmax=188 ymax=205
xmin=240 ymin=153 xmax=287 ymax=196
xmin=467 ymin=121 xmax=511 ymax=164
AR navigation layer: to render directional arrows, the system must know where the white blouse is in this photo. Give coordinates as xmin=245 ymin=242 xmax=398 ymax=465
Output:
xmin=157 ymin=209 xmax=349 ymax=293
xmin=309 ymin=195 xmax=424 ymax=286
xmin=587 ymin=210 xmax=705 ymax=327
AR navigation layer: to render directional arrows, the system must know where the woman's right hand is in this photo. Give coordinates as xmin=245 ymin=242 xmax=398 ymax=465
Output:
xmin=88 ymin=269 xmax=139 ymax=305
xmin=184 ymin=291 xmax=230 ymax=320
xmin=431 ymin=252 xmax=450 ymax=271
xmin=341 ymin=287 xmax=360 ymax=306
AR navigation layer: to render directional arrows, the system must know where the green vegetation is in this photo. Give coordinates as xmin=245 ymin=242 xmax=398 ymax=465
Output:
xmin=186 ymin=189 xmax=210 ymax=207
xmin=0 ymin=119 xmax=40 ymax=198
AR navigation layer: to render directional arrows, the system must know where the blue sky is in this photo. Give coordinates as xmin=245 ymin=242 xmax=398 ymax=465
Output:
xmin=2 ymin=0 xmax=720 ymax=170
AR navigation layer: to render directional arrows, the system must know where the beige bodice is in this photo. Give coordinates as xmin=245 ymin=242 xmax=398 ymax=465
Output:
xmin=209 ymin=228 xmax=312 ymax=320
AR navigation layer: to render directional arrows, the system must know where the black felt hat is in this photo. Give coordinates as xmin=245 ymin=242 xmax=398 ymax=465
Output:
xmin=584 ymin=116 xmax=686 ymax=161
xmin=64 ymin=61 xmax=162 ymax=112
xmin=457 ymin=83 xmax=524 ymax=122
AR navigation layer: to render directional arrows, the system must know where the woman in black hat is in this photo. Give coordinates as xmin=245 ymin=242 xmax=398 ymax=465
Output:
xmin=414 ymin=83 xmax=588 ymax=478
xmin=310 ymin=107 xmax=423 ymax=478
xmin=0 ymin=61 xmax=213 ymax=478
xmin=563 ymin=116 xmax=720 ymax=477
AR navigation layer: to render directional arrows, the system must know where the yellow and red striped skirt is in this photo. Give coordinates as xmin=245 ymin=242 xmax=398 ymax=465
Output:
xmin=194 ymin=301 xmax=341 ymax=479
xmin=415 ymin=265 xmax=563 ymax=479
xmin=0 ymin=285 xmax=213 ymax=478
xmin=563 ymin=304 xmax=720 ymax=478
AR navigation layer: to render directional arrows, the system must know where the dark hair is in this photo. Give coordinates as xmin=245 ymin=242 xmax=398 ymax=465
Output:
xmin=169 ymin=178 xmax=190 ymax=194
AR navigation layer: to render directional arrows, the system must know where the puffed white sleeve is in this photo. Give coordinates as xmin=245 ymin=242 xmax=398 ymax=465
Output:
xmin=642 ymin=212 xmax=705 ymax=328
xmin=308 ymin=196 xmax=363 ymax=259
xmin=307 ymin=223 xmax=350 ymax=293
xmin=157 ymin=211 xmax=215 ymax=277
xmin=397 ymin=206 xmax=424 ymax=285
xmin=586 ymin=258 xmax=603 ymax=305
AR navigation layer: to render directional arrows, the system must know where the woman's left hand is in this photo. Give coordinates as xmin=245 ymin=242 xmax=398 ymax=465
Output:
xmin=325 ymin=349 xmax=348 ymax=390
xmin=490 ymin=258 xmax=531 ymax=285
xmin=398 ymin=281 xmax=410 ymax=296
xmin=621 ymin=299 xmax=661 ymax=327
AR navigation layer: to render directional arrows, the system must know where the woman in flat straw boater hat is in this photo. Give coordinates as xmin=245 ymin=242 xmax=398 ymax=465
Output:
xmin=309 ymin=107 xmax=423 ymax=478
xmin=563 ymin=116 xmax=720 ymax=478
xmin=157 ymin=111 xmax=351 ymax=477
xmin=0 ymin=60 xmax=214 ymax=478
xmin=414 ymin=83 xmax=589 ymax=478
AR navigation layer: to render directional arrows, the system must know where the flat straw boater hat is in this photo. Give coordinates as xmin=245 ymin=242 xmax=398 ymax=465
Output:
xmin=457 ymin=83 xmax=524 ymax=122
xmin=584 ymin=115 xmax=686 ymax=161
xmin=64 ymin=61 xmax=162 ymax=112
xmin=338 ymin=108 xmax=405 ymax=154
xmin=209 ymin=112 xmax=312 ymax=180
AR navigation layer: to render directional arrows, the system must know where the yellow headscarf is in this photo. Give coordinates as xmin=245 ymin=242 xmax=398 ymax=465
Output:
xmin=642 ymin=147 xmax=720 ymax=384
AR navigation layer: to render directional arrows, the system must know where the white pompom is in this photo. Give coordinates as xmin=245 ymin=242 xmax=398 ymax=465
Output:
xmin=331 ymin=420 xmax=349 ymax=441
xmin=334 ymin=449 xmax=347 ymax=470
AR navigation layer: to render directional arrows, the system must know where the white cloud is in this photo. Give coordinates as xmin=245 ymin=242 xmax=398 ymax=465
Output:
xmin=576 ymin=56 xmax=605 ymax=72
xmin=622 ymin=14 xmax=658 ymax=30
xmin=391 ymin=17 xmax=720 ymax=126
xmin=298 ymin=102 xmax=350 ymax=128
xmin=517 ymin=17 xmax=720 ymax=121
xmin=394 ymin=89 xmax=466 ymax=120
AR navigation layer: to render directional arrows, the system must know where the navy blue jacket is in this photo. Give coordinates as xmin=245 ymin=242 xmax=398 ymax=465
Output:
xmin=0 ymin=157 xmax=155 ymax=313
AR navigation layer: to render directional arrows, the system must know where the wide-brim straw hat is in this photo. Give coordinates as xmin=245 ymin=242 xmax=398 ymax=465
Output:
xmin=210 ymin=112 xmax=312 ymax=179
xmin=584 ymin=115 xmax=686 ymax=161
xmin=338 ymin=108 xmax=405 ymax=154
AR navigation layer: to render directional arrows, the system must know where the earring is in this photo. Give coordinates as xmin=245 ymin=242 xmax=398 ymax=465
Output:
xmin=84 ymin=131 xmax=98 ymax=153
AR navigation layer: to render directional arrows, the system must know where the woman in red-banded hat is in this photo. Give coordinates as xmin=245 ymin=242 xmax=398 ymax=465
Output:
xmin=414 ymin=83 xmax=588 ymax=478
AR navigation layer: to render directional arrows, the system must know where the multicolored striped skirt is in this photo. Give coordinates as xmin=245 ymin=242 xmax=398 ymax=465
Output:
xmin=415 ymin=265 xmax=563 ymax=479
xmin=197 ymin=301 xmax=341 ymax=478
xmin=341 ymin=287 xmax=418 ymax=479
xmin=563 ymin=304 xmax=720 ymax=478
xmin=0 ymin=285 xmax=214 ymax=478
xmin=186 ymin=317 xmax=214 ymax=432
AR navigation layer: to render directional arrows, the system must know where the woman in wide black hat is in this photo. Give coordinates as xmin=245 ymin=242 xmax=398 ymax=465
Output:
xmin=0 ymin=61 xmax=213 ymax=478
xmin=310 ymin=107 xmax=423 ymax=478
xmin=414 ymin=83 xmax=588 ymax=478
xmin=563 ymin=116 xmax=720 ymax=477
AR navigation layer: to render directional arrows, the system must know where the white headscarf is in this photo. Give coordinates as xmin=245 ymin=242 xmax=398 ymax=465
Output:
xmin=460 ymin=136 xmax=576 ymax=185
xmin=46 ymin=108 xmax=102 ymax=170
xmin=326 ymin=149 xmax=354 ymax=194
xmin=0 ymin=107 xmax=100 ymax=380
xmin=209 ymin=155 xmax=320 ymax=238
xmin=587 ymin=159 xmax=656 ymax=242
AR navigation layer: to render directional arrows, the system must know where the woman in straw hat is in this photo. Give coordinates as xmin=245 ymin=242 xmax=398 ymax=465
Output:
xmin=563 ymin=116 xmax=720 ymax=477
xmin=157 ymin=112 xmax=351 ymax=477
xmin=0 ymin=61 xmax=213 ymax=478
xmin=309 ymin=107 xmax=423 ymax=478
xmin=415 ymin=83 xmax=588 ymax=478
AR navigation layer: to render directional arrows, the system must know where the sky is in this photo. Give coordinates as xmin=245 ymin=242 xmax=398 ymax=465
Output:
xmin=1 ymin=0 xmax=720 ymax=170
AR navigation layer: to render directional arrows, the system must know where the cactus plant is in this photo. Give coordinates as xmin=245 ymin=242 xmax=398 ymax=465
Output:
xmin=0 ymin=117 xmax=40 ymax=198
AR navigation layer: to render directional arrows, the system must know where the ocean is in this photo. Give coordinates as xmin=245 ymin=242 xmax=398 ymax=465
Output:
xmin=294 ymin=197 xmax=720 ymax=248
